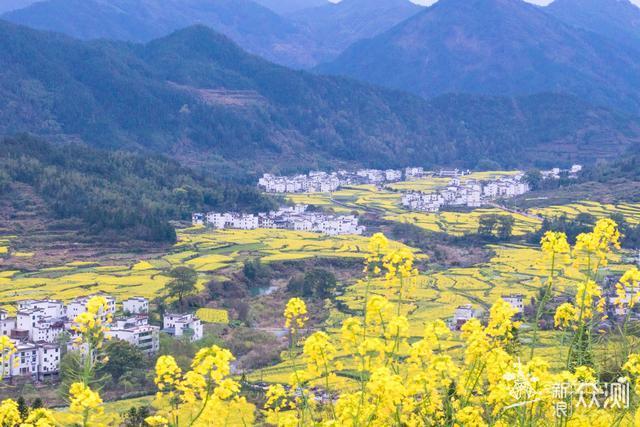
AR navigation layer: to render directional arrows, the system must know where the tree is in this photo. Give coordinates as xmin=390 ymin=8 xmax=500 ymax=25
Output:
xmin=288 ymin=269 xmax=337 ymax=299
xmin=165 ymin=266 xmax=198 ymax=306
xmin=100 ymin=339 xmax=146 ymax=382
xmin=121 ymin=406 xmax=152 ymax=427
xmin=478 ymin=215 xmax=498 ymax=237
xmin=16 ymin=397 xmax=29 ymax=420
xmin=524 ymin=169 xmax=542 ymax=191
xmin=497 ymin=216 xmax=515 ymax=240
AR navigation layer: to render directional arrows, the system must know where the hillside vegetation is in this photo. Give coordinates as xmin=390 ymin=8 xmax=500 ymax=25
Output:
xmin=0 ymin=136 xmax=275 ymax=242
xmin=1 ymin=22 xmax=639 ymax=171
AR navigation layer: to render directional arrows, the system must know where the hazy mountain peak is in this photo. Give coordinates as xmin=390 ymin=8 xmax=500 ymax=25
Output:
xmin=317 ymin=0 xmax=640 ymax=113
xmin=547 ymin=0 xmax=640 ymax=47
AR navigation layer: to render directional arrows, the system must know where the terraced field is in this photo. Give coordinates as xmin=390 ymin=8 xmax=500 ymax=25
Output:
xmin=0 ymin=227 xmax=421 ymax=309
xmin=388 ymin=208 xmax=542 ymax=236
xmin=528 ymin=201 xmax=640 ymax=224
xmin=248 ymin=241 xmax=636 ymax=384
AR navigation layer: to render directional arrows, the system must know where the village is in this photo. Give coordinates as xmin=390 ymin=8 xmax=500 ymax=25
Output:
xmin=192 ymin=204 xmax=365 ymax=235
xmin=401 ymin=173 xmax=530 ymax=212
xmin=0 ymin=295 xmax=203 ymax=382
xmin=257 ymin=167 xmax=431 ymax=193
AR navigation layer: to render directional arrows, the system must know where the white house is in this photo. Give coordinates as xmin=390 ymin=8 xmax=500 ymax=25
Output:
xmin=452 ymin=305 xmax=476 ymax=330
xmin=123 ymin=297 xmax=149 ymax=315
xmin=66 ymin=295 xmax=116 ymax=322
xmin=108 ymin=316 xmax=160 ymax=354
xmin=0 ymin=310 xmax=15 ymax=337
xmin=502 ymin=294 xmax=525 ymax=315
xmin=163 ymin=313 xmax=203 ymax=342
xmin=191 ymin=213 xmax=204 ymax=226
xmin=2 ymin=340 xmax=60 ymax=380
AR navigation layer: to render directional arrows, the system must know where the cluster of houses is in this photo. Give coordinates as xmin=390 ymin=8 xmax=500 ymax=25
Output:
xmin=0 ymin=295 xmax=203 ymax=381
xmin=541 ymin=164 xmax=583 ymax=180
xmin=257 ymin=167 xmax=442 ymax=194
xmin=402 ymin=174 xmax=530 ymax=212
xmin=192 ymin=204 xmax=365 ymax=236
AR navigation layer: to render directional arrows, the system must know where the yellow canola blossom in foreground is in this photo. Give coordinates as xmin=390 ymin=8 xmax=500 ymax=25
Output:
xmin=4 ymin=221 xmax=640 ymax=426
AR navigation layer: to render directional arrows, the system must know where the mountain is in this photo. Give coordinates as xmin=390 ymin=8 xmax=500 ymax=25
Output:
xmin=547 ymin=0 xmax=640 ymax=48
xmin=317 ymin=0 xmax=640 ymax=113
xmin=0 ymin=0 xmax=321 ymax=68
xmin=253 ymin=0 xmax=329 ymax=15
xmin=289 ymin=0 xmax=423 ymax=62
xmin=0 ymin=0 xmax=37 ymax=14
xmin=1 ymin=20 xmax=639 ymax=172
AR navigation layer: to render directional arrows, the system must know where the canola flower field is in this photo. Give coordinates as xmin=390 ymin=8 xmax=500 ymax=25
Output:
xmin=0 ymin=227 xmax=421 ymax=310
xmin=5 ymin=220 xmax=640 ymax=426
xmin=528 ymin=201 xmax=640 ymax=225
xmin=388 ymin=208 xmax=542 ymax=236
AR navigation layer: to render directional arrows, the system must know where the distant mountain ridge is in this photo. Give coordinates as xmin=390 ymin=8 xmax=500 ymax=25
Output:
xmin=1 ymin=20 xmax=639 ymax=172
xmin=317 ymin=0 xmax=640 ymax=113
xmin=289 ymin=0 xmax=423 ymax=63
xmin=0 ymin=0 xmax=421 ymax=68
xmin=253 ymin=0 xmax=329 ymax=14
xmin=1 ymin=0 xmax=322 ymax=68
xmin=547 ymin=0 xmax=640 ymax=48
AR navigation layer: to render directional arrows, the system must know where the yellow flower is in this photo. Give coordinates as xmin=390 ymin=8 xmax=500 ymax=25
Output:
xmin=575 ymin=280 xmax=601 ymax=320
xmin=0 ymin=336 xmax=16 ymax=380
xmin=284 ymin=298 xmax=308 ymax=332
xmin=554 ymin=303 xmax=578 ymax=329
xmin=383 ymin=247 xmax=417 ymax=281
xmin=303 ymin=331 xmax=337 ymax=378
xmin=144 ymin=415 xmax=169 ymax=426
xmin=540 ymin=231 xmax=570 ymax=255
xmin=0 ymin=399 xmax=21 ymax=427
xmin=68 ymin=382 xmax=103 ymax=416
xmin=455 ymin=405 xmax=487 ymax=427
xmin=191 ymin=345 xmax=234 ymax=383
xmin=154 ymin=355 xmax=182 ymax=391
xmin=21 ymin=408 xmax=56 ymax=427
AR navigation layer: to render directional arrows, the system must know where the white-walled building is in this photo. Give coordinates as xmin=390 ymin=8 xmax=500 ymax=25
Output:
xmin=66 ymin=295 xmax=116 ymax=321
xmin=163 ymin=313 xmax=203 ymax=342
xmin=502 ymin=294 xmax=525 ymax=315
xmin=451 ymin=305 xmax=477 ymax=330
xmin=123 ymin=297 xmax=149 ymax=315
xmin=195 ymin=205 xmax=364 ymax=235
xmin=402 ymin=174 xmax=529 ymax=213
xmin=0 ymin=310 xmax=15 ymax=337
xmin=1 ymin=340 xmax=60 ymax=380
xmin=108 ymin=316 xmax=159 ymax=354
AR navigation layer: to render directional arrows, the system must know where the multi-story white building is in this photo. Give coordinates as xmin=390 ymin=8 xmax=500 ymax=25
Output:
xmin=66 ymin=295 xmax=116 ymax=321
xmin=404 ymin=167 xmax=425 ymax=181
xmin=0 ymin=310 xmax=15 ymax=337
xmin=123 ymin=297 xmax=149 ymax=315
xmin=108 ymin=316 xmax=160 ymax=354
xmin=2 ymin=340 xmax=60 ymax=380
xmin=17 ymin=299 xmax=65 ymax=319
xmin=163 ymin=313 xmax=203 ymax=342
xmin=502 ymin=294 xmax=525 ymax=315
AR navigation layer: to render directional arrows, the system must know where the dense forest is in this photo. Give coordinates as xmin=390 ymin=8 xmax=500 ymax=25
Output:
xmin=0 ymin=136 xmax=276 ymax=242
